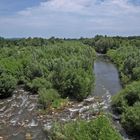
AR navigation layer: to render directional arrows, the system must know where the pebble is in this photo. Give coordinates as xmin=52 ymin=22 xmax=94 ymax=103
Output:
xmin=25 ymin=133 xmax=32 ymax=140
xmin=0 ymin=136 xmax=3 ymax=140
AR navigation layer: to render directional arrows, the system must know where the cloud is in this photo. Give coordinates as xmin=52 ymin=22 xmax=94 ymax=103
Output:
xmin=0 ymin=0 xmax=140 ymax=38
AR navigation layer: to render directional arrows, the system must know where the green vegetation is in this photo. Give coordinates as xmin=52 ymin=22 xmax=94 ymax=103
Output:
xmin=112 ymin=81 xmax=140 ymax=135
xmin=47 ymin=116 xmax=122 ymax=140
xmin=38 ymin=88 xmax=60 ymax=109
xmin=107 ymin=45 xmax=140 ymax=84
xmin=81 ymin=35 xmax=130 ymax=53
xmin=106 ymin=40 xmax=140 ymax=136
xmin=0 ymin=38 xmax=96 ymax=103
xmin=0 ymin=73 xmax=17 ymax=98
xmin=121 ymin=102 xmax=140 ymax=135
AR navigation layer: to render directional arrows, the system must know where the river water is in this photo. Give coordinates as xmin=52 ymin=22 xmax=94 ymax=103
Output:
xmin=93 ymin=54 xmax=122 ymax=112
xmin=94 ymin=54 xmax=122 ymax=96
xmin=94 ymin=55 xmax=130 ymax=140
xmin=0 ymin=54 xmax=127 ymax=140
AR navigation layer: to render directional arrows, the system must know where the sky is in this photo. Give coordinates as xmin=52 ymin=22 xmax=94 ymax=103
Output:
xmin=0 ymin=0 xmax=140 ymax=38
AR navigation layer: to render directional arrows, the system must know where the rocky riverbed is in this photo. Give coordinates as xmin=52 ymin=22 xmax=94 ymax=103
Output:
xmin=0 ymin=86 xmax=112 ymax=140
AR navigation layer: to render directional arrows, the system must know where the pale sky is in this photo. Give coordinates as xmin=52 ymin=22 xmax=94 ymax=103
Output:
xmin=0 ymin=0 xmax=140 ymax=38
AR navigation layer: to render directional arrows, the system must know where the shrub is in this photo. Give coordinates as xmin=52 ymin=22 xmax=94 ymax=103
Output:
xmin=121 ymin=102 xmax=140 ymax=135
xmin=53 ymin=68 xmax=94 ymax=101
xmin=107 ymin=45 xmax=140 ymax=84
xmin=24 ymin=63 xmax=43 ymax=80
xmin=112 ymin=81 xmax=140 ymax=136
xmin=133 ymin=67 xmax=140 ymax=81
xmin=38 ymin=88 xmax=60 ymax=109
xmin=0 ymin=73 xmax=17 ymax=98
xmin=26 ymin=77 xmax=52 ymax=93
xmin=47 ymin=116 xmax=122 ymax=140
xmin=112 ymin=81 xmax=140 ymax=111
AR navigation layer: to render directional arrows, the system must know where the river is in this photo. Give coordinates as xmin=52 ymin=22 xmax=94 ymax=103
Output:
xmin=0 ymin=54 xmax=128 ymax=140
xmin=94 ymin=54 xmax=122 ymax=96
xmin=94 ymin=54 xmax=130 ymax=140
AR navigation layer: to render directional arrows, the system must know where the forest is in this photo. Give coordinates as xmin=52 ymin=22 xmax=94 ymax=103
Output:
xmin=0 ymin=36 xmax=140 ymax=139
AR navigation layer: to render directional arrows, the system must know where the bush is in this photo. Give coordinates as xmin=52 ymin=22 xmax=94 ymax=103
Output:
xmin=67 ymin=70 xmax=94 ymax=101
xmin=133 ymin=67 xmax=140 ymax=81
xmin=24 ymin=63 xmax=43 ymax=80
xmin=52 ymin=68 xmax=94 ymax=101
xmin=38 ymin=88 xmax=60 ymax=109
xmin=112 ymin=81 xmax=140 ymax=136
xmin=107 ymin=45 xmax=140 ymax=84
xmin=26 ymin=77 xmax=52 ymax=93
xmin=121 ymin=102 xmax=140 ymax=135
xmin=112 ymin=81 xmax=140 ymax=112
xmin=0 ymin=73 xmax=17 ymax=98
xmin=47 ymin=116 xmax=122 ymax=140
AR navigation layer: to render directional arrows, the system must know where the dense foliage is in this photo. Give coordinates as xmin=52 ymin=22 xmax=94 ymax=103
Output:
xmin=0 ymin=39 xmax=96 ymax=102
xmin=107 ymin=45 xmax=140 ymax=84
xmin=47 ymin=116 xmax=122 ymax=140
xmin=0 ymin=73 xmax=17 ymax=98
xmin=112 ymin=81 xmax=140 ymax=136
xmin=82 ymin=35 xmax=140 ymax=54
